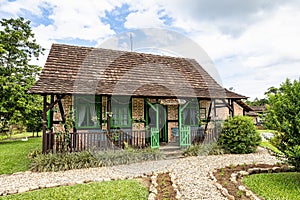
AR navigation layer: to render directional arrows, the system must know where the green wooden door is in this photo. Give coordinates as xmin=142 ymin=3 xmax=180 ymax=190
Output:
xmin=180 ymin=126 xmax=191 ymax=147
xmin=146 ymin=100 xmax=167 ymax=147
xmin=151 ymin=128 xmax=160 ymax=148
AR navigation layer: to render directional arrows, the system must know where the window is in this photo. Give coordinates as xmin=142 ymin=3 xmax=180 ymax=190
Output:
xmin=182 ymin=101 xmax=199 ymax=126
xmin=111 ymin=97 xmax=131 ymax=128
xmin=75 ymin=95 xmax=101 ymax=128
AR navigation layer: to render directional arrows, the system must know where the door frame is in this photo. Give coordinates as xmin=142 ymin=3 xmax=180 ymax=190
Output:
xmin=145 ymin=99 xmax=168 ymax=144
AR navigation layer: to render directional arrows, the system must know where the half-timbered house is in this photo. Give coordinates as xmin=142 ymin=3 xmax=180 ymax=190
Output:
xmin=29 ymin=44 xmax=252 ymax=153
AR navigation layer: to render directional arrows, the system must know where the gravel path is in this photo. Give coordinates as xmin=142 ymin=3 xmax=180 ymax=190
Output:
xmin=0 ymin=148 xmax=278 ymax=199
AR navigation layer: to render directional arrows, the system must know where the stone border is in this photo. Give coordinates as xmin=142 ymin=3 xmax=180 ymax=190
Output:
xmin=209 ymin=165 xmax=296 ymax=200
xmin=1 ymin=170 xmax=182 ymax=200
xmin=0 ymin=170 xmax=148 ymax=196
xmin=148 ymin=171 xmax=181 ymax=200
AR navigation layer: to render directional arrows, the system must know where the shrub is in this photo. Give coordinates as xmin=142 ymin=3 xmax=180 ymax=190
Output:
xmin=29 ymin=148 xmax=164 ymax=172
xmin=184 ymin=141 xmax=224 ymax=157
xmin=29 ymin=151 xmax=99 ymax=172
xmin=218 ymin=116 xmax=261 ymax=154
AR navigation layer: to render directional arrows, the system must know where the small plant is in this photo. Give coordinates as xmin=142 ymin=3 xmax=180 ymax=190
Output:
xmin=236 ymin=190 xmax=243 ymax=198
xmin=27 ymin=148 xmax=42 ymax=159
xmin=229 ymin=164 xmax=235 ymax=169
xmin=218 ymin=116 xmax=261 ymax=154
xmin=219 ymin=168 xmax=225 ymax=177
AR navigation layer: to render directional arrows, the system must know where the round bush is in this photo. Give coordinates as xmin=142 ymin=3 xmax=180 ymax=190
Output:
xmin=218 ymin=116 xmax=261 ymax=154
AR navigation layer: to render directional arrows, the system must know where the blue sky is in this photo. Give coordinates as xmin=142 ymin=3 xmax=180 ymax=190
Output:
xmin=1 ymin=0 xmax=300 ymax=100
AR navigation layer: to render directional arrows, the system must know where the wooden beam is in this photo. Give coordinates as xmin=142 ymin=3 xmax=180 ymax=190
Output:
xmin=204 ymin=100 xmax=213 ymax=132
xmin=50 ymin=94 xmax=54 ymax=131
xmin=220 ymin=99 xmax=233 ymax=112
xmin=231 ymin=99 xmax=235 ymax=117
xmin=45 ymin=94 xmax=66 ymax=112
xmin=57 ymin=95 xmax=66 ymax=123
xmin=42 ymin=95 xmax=47 ymax=153
xmin=213 ymin=99 xmax=217 ymax=118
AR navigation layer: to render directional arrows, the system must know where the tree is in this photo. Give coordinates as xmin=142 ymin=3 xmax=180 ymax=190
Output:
xmin=0 ymin=17 xmax=44 ymax=134
xmin=245 ymin=97 xmax=268 ymax=106
xmin=264 ymin=78 xmax=300 ymax=169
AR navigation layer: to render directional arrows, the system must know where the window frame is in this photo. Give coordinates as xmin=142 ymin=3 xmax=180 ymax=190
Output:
xmin=182 ymin=100 xmax=200 ymax=126
xmin=74 ymin=95 xmax=102 ymax=129
xmin=110 ymin=96 xmax=132 ymax=129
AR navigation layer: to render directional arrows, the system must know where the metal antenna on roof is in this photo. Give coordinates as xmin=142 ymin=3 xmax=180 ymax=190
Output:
xmin=130 ymin=33 xmax=133 ymax=52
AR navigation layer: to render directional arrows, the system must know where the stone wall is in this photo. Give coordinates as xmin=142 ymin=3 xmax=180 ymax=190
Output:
xmin=52 ymin=95 xmax=73 ymax=133
xmin=132 ymin=98 xmax=145 ymax=131
xmin=233 ymin=101 xmax=244 ymax=116
xmin=167 ymin=105 xmax=178 ymax=142
xmin=50 ymin=96 xmax=245 ymax=134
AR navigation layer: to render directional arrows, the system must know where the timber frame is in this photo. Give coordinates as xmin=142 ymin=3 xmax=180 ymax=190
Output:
xmin=30 ymin=44 xmax=252 ymax=153
xmin=40 ymin=94 xmax=248 ymax=153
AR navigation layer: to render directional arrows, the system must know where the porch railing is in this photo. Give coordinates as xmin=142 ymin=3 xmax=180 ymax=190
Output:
xmin=45 ymin=129 xmax=150 ymax=153
xmin=190 ymin=126 xmax=221 ymax=144
xmin=44 ymin=127 xmax=222 ymax=153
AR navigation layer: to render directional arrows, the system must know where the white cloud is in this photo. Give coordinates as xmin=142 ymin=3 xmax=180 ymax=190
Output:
xmin=1 ymin=0 xmax=300 ymax=99
xmin=33 ymin=0 xmax=116 ymax=41
xmin=124 ymin=11 xmax=165 ymax=29
xmin=0 ymin=0 xmax=44 ymax=17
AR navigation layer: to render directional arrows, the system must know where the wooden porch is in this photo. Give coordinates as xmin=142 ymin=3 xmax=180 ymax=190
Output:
xmin=44 ymin=127 xmax=221 ymax=153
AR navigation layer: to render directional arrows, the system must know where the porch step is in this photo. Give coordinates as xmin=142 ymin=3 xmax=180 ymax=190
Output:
xmin=159 ymin=144 xmax=185 ymax=159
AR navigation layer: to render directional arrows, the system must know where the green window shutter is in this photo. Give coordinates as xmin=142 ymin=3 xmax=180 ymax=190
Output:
xmin=47 ymin=110 xmax=51 ymax=129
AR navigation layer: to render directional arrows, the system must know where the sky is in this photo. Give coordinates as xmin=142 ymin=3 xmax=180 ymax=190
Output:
xmin=1 ymin=0 xmax=300 ymax=100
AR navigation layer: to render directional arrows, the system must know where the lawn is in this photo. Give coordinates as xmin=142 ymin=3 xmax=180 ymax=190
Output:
xmin=0 ymin=179 xmax=149 ymax=200
xmin=257 ymin=129 xmax=277 ymax=134
xmin=243 ymin=172 xmax=300 ymax=200
xmin=259 ymin=140 xmax=282 ymax=154
xmin=0 ymin=132 xmax=40 ymax=141
xmin=0 ymin=137 xmax=42 ymax=175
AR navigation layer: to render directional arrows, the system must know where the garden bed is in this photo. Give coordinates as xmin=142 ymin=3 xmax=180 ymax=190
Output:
xmin=213 ymin=163 xmax=292 ymax=200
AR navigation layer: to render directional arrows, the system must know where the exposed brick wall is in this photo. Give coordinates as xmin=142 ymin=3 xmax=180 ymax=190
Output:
xmin=132 ymin=98 xmax=144 ymax=120
xmin=132 ymin=98 xmax=145 ymax=131
xmin=167 ymin=105 xmax=178 ymax=120
xmin=53 ymin=95 xmax=73 ymax=133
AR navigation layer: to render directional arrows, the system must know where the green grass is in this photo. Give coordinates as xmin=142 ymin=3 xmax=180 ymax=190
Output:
xmin=243 ymin=172 xmax=300 ymax=200
xmin=0 ymin=179 xmax=148 ymax=200
xmin=0 ymin=137 xmax=42 ymax=175
xmin=0 ymin=132 xmax=41 ymax=141
xmin=257 ymin=129 xmax=277 ymax=133
xmin=259 ymin=140 xmax=282 ymax=154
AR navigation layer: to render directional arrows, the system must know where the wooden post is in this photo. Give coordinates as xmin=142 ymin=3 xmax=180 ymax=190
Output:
xmin=231 ymin=99 xmax=235 ymax=117
xmin=213 ymin=99 xmax=217 ymax=135
xmin=50 ymin=95 xmax=54 ymax=130
xmin=57 ymin=95 xmax=66 ymax=123
xmin=42 ymin=95 xmax=47 ymax=153
xmin=213 ymin=99 xmax=217 ymax=118
xmin=204 ymin=100 xmax=212 ymax=132
xmin=107 ymin=96 xmax=111 ymax=133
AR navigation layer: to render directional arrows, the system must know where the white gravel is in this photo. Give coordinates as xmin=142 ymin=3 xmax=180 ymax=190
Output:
xmin=0 ymin=148 xmax=278 ymax=199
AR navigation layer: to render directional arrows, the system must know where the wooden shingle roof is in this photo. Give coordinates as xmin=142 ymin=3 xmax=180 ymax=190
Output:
xmin=29 ymin=44 xmax=246 ymax=99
